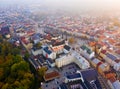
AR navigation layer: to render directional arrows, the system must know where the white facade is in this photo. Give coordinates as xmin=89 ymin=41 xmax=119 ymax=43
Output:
xmin=31 ymin=48 xmax=43 ymax=56
xmin=73 ymin=53 xmax=90 ymax=69
xmin=74 ymin=54 xmax=90 ymax=69
xmin=104 ymin=56 xmax=116 ymax=67
xmin=33 ymin=39 xmax=40 ymax=44
xmin=108 ymin=80 xmax=120 ymax=89
xmin=51 ymin=45 xmax=64 ymax=54
xmin=43 ymin=49 xmax=56 ymax=60
xmin=100 ymin=52 xmax=120 ymax=71
xmin=55 ymin=54 xmax=74 ymax=68
xmin=114 ymin=63 xmax=120 ymax=71
xmin=80 ymin=46 xmax=95 ymax=59
xmin=91 ymin=58 xmax=110 ymax=72
xmin=16 ymin=32 xmax=27 ymax=37
xmin=112 ymin=80 xmax=120 ymax=89
xmin=55 ymin=52 xmax=90 ymax=69
xmin=63 ymin=48 xmax=69 ymax=54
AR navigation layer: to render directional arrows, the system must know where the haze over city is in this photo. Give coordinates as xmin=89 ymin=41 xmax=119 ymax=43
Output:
xmin=1 ymin=0 xmax=120 ymax=12
xmin=0 ymin=0 xmax=120 ymax=89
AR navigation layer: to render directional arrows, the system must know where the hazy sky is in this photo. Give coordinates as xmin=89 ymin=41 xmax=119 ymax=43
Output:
xmin=0 ymin=0 xmax=120 ymax=11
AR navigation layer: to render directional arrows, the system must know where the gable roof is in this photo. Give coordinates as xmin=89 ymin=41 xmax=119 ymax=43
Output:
xmin=64 ymin=45 xmax=71 ymax=51
xmin=44 ymin=71 xmax=60 ymax=81
xmin=43 ymin=47 xmax=52 ymax=54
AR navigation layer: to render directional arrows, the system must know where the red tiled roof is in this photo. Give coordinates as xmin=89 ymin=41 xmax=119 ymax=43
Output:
xmin=115 ymin=50 xmax=120 ymax=54
xmin=109 ymin=76 xmax=116 ymax=83
xmin=44 ymin=71 xmax=60 ymax=81
xmin=101 ymin=50 xmax=107 ymax=54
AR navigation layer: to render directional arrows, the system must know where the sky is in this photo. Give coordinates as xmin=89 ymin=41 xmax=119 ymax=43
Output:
xmin=0 ymin=0 xmax=120 ymax=12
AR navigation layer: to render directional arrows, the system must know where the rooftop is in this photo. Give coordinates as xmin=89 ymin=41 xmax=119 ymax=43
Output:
xmin=44 ymin=71 xmax=60 ymax=81
xmin=81 ymin=45 xmax=93 ymax=54
xmin=66 ymin=73 xmax=81 ymax=79
xmin=81 ymin=68 xmax=98 ymax=82
xmin=46 ymin=58 xmax=54 ymax=64
xmin=64 ymin=45 xmax=71 ymax=51
xmin=43 ymin=47 xmax=52 ymax=55
xmin=106 ymin=53 xmax=117 ymax=60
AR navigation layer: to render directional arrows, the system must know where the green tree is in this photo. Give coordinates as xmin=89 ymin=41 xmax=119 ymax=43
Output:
xmin=37 ymin=67 xmax=47 ymax=81
xmin=69 ymin=37 xmax=75 ymax=44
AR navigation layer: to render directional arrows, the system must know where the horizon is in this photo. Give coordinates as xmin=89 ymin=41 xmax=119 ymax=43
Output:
xmin=0 ymin=0 xmax=120 ymax=12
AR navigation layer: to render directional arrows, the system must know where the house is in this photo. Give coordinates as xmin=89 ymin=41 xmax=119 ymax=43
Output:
xmin=55 ymin=52 xmax=90 ymax=69
xmin=0 ymin=26 xmax=11 ymax=38
xmin=90 ymin=58 xmax=110 ymax=75
xmin=46 ymin=58 xmax=55 ymax=67
xmin=44 ymin=70 xmax=60 ymax=81
xmin=31 ymin=47 xmax=43 ymax=56
xmin=81 ymin=68 xmax=102 ymax=89
xmin=74 ymin=53 xmax=90 ymax=69
xmin=31 ymin=33 xmax=42 ymax=44
xmin=50 ymin=39 xmax=66 ymax=54
xmin=63 ymin=45 xmax=71 ymax=54
xmin=37 ymin=56 xmax=46 ymax=66
xmin=60 ymin=69 xmax=102 ymax=89
xmin=55 ymin=54 xmax=74 ymax=68
xmin=43 ymin=47 xmax=56 ymax=59
xmin=98 ymin=51 xmax=120 ymax=71
xmin=112 ymin=80 xmax=120 ymax=89
xmin=0 ymin=26 xmax=10 ymax=35
xmin=80 ymin=45 xmax=95 ymax=59
xmin=20 ymin=36 xmax=33 ymax=49
xmin=108 ymin=79 xmax=120 ymax=89
xmin=28 ymin=58 xmax=40 ymax=69
xmin=65 ymin=72 xmax=84 ymax=83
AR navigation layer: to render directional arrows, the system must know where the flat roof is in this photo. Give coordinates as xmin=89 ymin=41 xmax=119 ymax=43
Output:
xmin=81 ymin=69 xmax=98 ymax=82
xmin=66 ymin=73 xmax=81 ymax=79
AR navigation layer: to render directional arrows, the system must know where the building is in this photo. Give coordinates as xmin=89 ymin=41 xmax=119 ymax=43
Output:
xmin=31 ymin=47 xmax=43 ymax=56
xmin=60 ymin=69 xmax=102 ymax=89
xmin=44 ymin=70 xmax=60 ymax=82
xmin=74 ymin=53 xmax=90 ymax=69
xmin=28 ymin=58 xmax=40 ymax=69
xmin=37 ymin=56 xmax=46 ymax=66
xmin=46 ymin=58 xmax=55 ymax=67
xmin=102 ymin=52 xmax=120 ymax=71
xmin=108 ymin=79 xmax=120 ymax=89
xmin=50 ymin=39 xmax=66 ymax=54
xmin=43 ymin=47 xmax=56 ymax=59
xmin=55 ymin=54 xmax=74 ymax=68
xmin=90 ymin=58 xmax=110 ymax=75
xmin=31 ymin=33 xmax=42 ymax=44
xmin=20 ymin=36 xmax=33 ymax=49
xmin=65 ymin=71 xmax=84 ymax=83
xmin=81 ymin=68 xmax=102 ymax=89
xmin=55 ymin=52 xmax=90 ymax=69
xmin=63 ymin=45 xmax=71 ymax=54
xmin=80 ymin=45 xmax=95 ymax=59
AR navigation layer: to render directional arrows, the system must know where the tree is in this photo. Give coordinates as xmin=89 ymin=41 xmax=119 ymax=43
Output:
xmin=24 ymin=52 xmax=30 ymax=60
xmin=1 ymin=83 xmax=9 ymax=89
xmin=11 ymin=48 xmax=20 ymax=56
xmin=35 ymin=42 xmax=42 ymax=48
xmin=37 ymin=67 xmax=47 ymax=81
xmin=69 ymin=37 xmax=75 ymax=44
xmin=0 ymin=68 xmax=3 ymax=80
xmin=0 ymin=37 xmax=35 ymax=89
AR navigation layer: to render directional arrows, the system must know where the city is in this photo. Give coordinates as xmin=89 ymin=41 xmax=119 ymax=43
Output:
xmin=0 ymin=0 xmax=120 ymax=89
